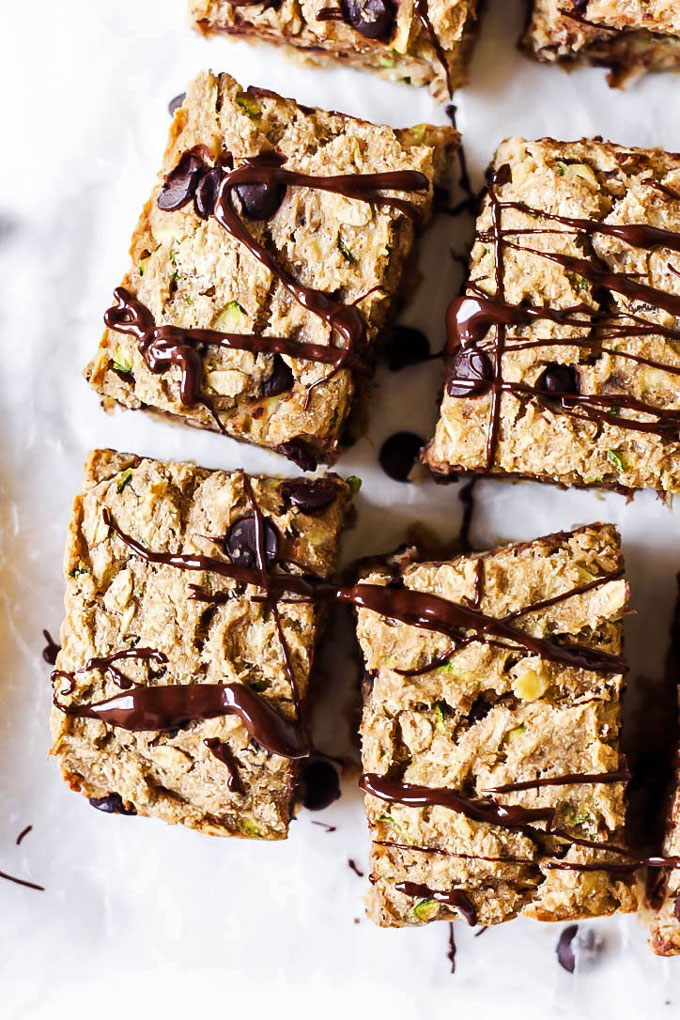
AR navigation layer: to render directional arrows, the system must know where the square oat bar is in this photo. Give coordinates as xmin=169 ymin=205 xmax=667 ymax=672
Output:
xmin=523 ymin=1 xmax=680 ymax=86
xmin=425 ymin=136 xmax=680 ymax=493
xmin=86 ymin=71 xmax=456 ymax=470
xmin=50 ymin=449 xmax=352 ymax=839
xmin=190 ymin=0 xmax=480 ymax=103
xmin=357 ymin=524 xmax=637 ymax=928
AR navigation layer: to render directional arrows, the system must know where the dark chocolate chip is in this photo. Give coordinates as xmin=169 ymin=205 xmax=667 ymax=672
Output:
xmin=224 ymin=515 xmax=279 ymax=569
xmin=157 ymin=150 xmax=209 ymax=212
xmin=302 ymin=759 xmax=341 ymax=811
xmin=386 ymin=326 xmax=431 ymax=372
xmin=447 ymin=347 xmax=493 ymax=398
xmin=493 ymin=163 xmax=512 ymax=187
xmin=675 ymin=896 xmax=680 ymax=922
xmin=536 ymin=363 xmax=579 ymax=397
xmin=279 ymin=478 xmax=338 ymax=515
xmin=379 ymin=432 xmax=424 ymax=482
xmin=262 ymin=354 xmax=295 ymax=397
xmin=556 ymin=924 xmax=579 ymax=973
xmin=234 ymin=180 xmax=287 ymax=220
xmin=340 ymin=0 xmax=396 ymax=39
xmin=194 ymin=167 xmax=223 ymax=219
xmin=278 ymin=440 xmax=319 ymax=472
xmin=168 ymin=92 xmax=186 ymax=115
xmin=88 ymin=794 xmax=137 ymax=816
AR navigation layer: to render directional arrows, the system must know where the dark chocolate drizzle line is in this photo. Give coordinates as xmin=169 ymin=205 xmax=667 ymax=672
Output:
xmin=374 ymin=839 xmax=536 ymax=865
xmin=546 ymin=855 xmax=680 ymax=874
xmin=447 ymin=922 xmax=456 ymax=974
xmin=104 ymin=510 xmax=626 ymax=676
xmin=395 ymin=881 xmax=477 ymax=926
xmin=458 ymin=478 xmax=477 ymax=554
xmin=54 ymin=681 xmax=310 ymax=759
xmin=15 ymin=826 xmax=33 ymax=847
xmin=446 ymin=167 xmax=680 ymax=467
xmin=360 ymin=774 xmax=556 ymax=828
xmin=203 ymin=738 xmax=243 ymax=792
xmin=156 ymin=149 xmax=426 ymax=363
xmin=53 ymin=648 xmax=168 ymax=693
xmin=482 ymin=769 xmax=631 ymax=795
xmin=0 ymin=869 xmax=44 ymax=892
xmin=395 ymin=565 xmax=624 ymax=678
xmin=413 ymin=0 xmax=452 ymax=97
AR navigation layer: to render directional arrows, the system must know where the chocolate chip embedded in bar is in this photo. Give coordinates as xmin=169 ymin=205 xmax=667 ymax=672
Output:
xmin=424 ymin=136 xmax=680 ymax=494
xmin=189 ymin=1 xmax=481 ymax=102
xmin=356 ymin=524 xmax=637 ymax=928
xmin=50 ymin=449 xmax=353 ymax=840
xmin=523 ymin=1 xmax=680 ymax=87
xmin=85 ymin=72 xmax=458 ymax=469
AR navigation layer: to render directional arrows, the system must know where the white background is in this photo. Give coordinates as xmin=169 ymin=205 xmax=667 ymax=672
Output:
xmin=1 ymin=1 xmax=679 ymax=1017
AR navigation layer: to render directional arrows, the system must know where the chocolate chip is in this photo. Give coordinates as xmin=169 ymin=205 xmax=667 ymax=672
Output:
xmin=278 ymin=440 xmax=319 ymax=472
xmin=88 ymin=794 xmax=137 ymax=816
xmin=536 ymin=363 xmax=579 ymax=396
xmin=168 ymin=92 xmax=186 ymax=115
xmin=262 ymin=354 xmax=295 ymax=397
xmin=302 ymin=759 xmax=341 ymax=811
xmin=157 ymin=150 xmax=209 ymax=211
xmin=224 ymin=515 xmax=279 ymax=569
xmin=493 ymin=163 xmax=512 ymax=188
xmin=234 ymin=180 xmax=287 ymax=220
xmin=378 ymin=432 xmax=424 ymax=482
xmin=194 ymin=167 xmax=223 ymax=219
xmin=556 ymin=924 xmax=579 ymax=973
xmin=340 ymin=0 xmax=395 ymax=39
xmin=279 ymin=478 xmax=338 ymax=515
xmin=675 ymin=896 xmax=680 ymax=922
xmin=386 ymin=326 xmax=431 ymax=371
xmin=447 ymin=347 xmax=493 ymax=398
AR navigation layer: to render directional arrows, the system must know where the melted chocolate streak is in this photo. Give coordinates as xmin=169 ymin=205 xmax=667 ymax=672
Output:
xmin=102 ymin=510 xmax=626 ymax=677
xmin=446 ymin=172 xmax=680 ymax=469
xmin=106 ymin=153 xmax=427 ymax=417
xmin=395 ymin=881 xmax=477 ymax=926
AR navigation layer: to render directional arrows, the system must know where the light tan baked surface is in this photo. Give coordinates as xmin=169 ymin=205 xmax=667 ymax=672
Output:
xmin=50 ymin=449 xmax=351 ymax=839
xmin=190 ymin=1 xmax=480 ymax=102
xmin=86 ymin=71 xmax=457 ymax=466
xmin=358 ymin=524 xmax=636 ymax=928
xmin=425 ymin=136 xmax=680 ymax=492
xmin=524 ymin=1 xmax=680 ymax=84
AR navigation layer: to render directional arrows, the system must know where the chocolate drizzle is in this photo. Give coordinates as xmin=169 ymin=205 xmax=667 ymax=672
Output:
xmin=54 ymin=681 xmax=310 ymax=759
xmin=395 ymin=880 xmax=477 ymax=926
xmin=413 ymin=0 xmax=452 ymax=96
xmin=151 ymin=148 xmax=427 ymax=376
xmin=204 ymin=738 xmax=243 ymax=792
xmin=360 ymin=773 xmax=556 ymax=827
xmin=482 ymin=769 xmax=631 ymax=794
xmin=445 ymin=165 xmax=680 ymax=470
xmin=0 ymin=869 xmax=44 ymax=892
xmin=103 ymin=510 xmax=627 ymax=677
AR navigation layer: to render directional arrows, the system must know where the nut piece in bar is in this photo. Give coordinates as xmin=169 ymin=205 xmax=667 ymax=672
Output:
xmin=190 ymin=1 xmax=481 ymax=103
xmin=86 ymin=71 xmax=457 ymax=471
xmin=357 ymin=524 xmax=637 ymax=928
xmin=523 ymin=1 xmax=680 ymax=86
xmin=50 ymin=449 xmax=353 ymax=840
xmin=424 ymin=136 xmax=680 ymax=494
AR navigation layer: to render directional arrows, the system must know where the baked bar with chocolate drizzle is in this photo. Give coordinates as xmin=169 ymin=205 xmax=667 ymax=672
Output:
xmin=86 ymin=71 xmax=457 ymax=470
xmin=189 ymin=1 xmax=481 ymax=103
xmin=50 ymin=449 xmax=353 ymax=839
xmin=357 ymin=524 xmax=637 ymax=928
xmin=424 ymin=136 xmax=680 ymax=493
xmin=523 ymin=1 xmax=680 ymax=87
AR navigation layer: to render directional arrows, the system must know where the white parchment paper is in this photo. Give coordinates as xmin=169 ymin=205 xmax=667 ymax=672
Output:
xmin=1 ymin=2 xmax=680 ymax=1017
